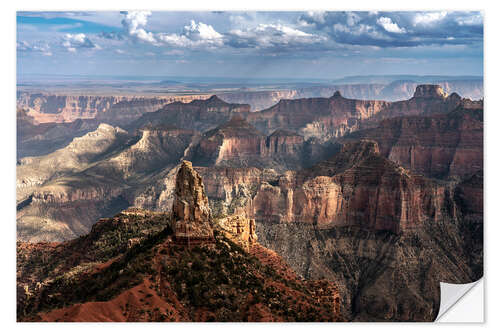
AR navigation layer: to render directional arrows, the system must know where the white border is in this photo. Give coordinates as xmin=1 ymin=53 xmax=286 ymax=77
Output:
xmin=2 ymin=0 xmax=497 ymax=331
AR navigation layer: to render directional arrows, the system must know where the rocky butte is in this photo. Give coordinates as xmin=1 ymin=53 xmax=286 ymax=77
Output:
xmin=171 ymin=160 xmax=214 ymax=243
xmin=172 ymin=160 xmax=259 ymax=251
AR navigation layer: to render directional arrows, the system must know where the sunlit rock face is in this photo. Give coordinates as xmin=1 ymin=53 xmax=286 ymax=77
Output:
xmin=172 ymin=160 xmax=214 ymax=242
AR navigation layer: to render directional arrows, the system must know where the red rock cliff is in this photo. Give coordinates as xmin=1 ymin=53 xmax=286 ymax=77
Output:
xmin=250 ymin=140 xmax=452 ymax=234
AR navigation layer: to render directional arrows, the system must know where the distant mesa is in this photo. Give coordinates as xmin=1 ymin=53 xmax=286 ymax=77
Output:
xmin=412 ymin=84 xmax=446 ymax=99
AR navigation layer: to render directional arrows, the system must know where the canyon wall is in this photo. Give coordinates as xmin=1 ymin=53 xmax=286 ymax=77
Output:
xmin=220 ymin=80 xmax=482 ymax=111
xmin=346 ymin=105 xmax=483 ymax=179
xmin=17 ymin=92 xmax=210 ymax=124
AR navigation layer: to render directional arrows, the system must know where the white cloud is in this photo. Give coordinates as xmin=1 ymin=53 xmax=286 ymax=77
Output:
xmin=156 ymin=20 xmax=223 ymax=48
xmin=228 ymin=23 xmax=325 ymax=49
xmin=17 ymin=40 xmax=52 ymax=56
xmin=184 ymin=20 xmax=223 ymax=41
xmin=456 ymin=13 xmax=483 ymax=26
xmin=414 ymin=11 xmax=447 ymax=25
xmin=119 ymin=12 xmax=223 ymax=49
xmin=121 ymin=11 xmax=157 ymax=44
xmin=62 ymin=33 xmax=99 ymax=52
xmin=377 ymin=17 xmax=406 ymax=34
xmin=305 ymin=11 xmax=326 ymax=24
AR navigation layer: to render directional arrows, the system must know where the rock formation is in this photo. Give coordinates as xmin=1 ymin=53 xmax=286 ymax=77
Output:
xmin=217 ymin=214 xmax=258 ymax=251
xmin=219 ymin=80 xmax=483 ymax=111
xmin=187 ymin=116 xmax=333 ymax=171
xmin=172 ymin=160 xmax=214 ymax=242
xmin=130 ymin=95 xmax=251 ymax=133
xmin=345 ymin=104 xmax=483 ymax=179
xmin=246 ymin=84 xmax=464 ymax=143
xmin=16 ymin=92 xmax=210 ymax=124
xmin=250 ymin=140 xmax=447 ymax=233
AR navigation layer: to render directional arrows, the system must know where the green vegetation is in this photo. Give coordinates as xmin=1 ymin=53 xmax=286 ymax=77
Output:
xmin=17 ymin=217 xmax=337 ymax=322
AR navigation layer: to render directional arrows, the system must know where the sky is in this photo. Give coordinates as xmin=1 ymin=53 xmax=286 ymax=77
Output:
xmin=16 ymin=11 xmax=484 ymax=80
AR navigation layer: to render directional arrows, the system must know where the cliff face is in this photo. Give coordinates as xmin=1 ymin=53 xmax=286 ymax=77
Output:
xmin=130 ymin=95 xmax=251 ymax=133
xmin=17 ymin=124 xmax=130 ymax=201
xmin=16 ymin=92 xmax=210 ymax=124
xmin=174 ymin=139 xmax=481 ymax=321
xmin=247 ymin=92 xmax=390 ymax=141
xmin=187 ymin=116 xmax=334 ymax=171
xmin=218 ymin=80 xmax=482 ymax=111
xmin=172 ymin=161 xmax=214 ymax=242
xmin=249 ymin=140 xmax=448 ymax=233
xmin=17 ymin=93 xmax=127 ymax=122
xmin=250 ymin=141 xmax=482 ymax=321
xmin=97 ymin=95 xmax=210 ymax=126
xmin=345 ymin=105 xmax=483 ymax=179
xmin=245 ymin=85 xmax=464 ymax=143
xmin=220 ymin=90 xmax=299 ymax=111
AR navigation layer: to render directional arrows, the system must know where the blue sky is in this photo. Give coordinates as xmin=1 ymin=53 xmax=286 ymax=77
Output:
xmin=16 ymin=11 xmax=484 ymax=80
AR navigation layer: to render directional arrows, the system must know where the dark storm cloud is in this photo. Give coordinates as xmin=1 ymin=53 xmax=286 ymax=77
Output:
xmin=298 ymin=11 xmax=483 ymax=47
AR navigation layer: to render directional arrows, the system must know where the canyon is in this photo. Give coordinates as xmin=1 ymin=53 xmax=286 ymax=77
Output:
xmin=17 ymin=164 xmax=342 ymax=322
xmin=16 ymin=84 xmax=483 ymax=321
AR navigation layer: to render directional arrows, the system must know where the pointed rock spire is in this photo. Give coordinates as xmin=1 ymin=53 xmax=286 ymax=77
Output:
xmin=172 ymin=160 xmax=214 ymax=242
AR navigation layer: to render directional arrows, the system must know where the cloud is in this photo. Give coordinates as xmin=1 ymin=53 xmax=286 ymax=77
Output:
xmin=413 ymin=11 xmax=447 ymax=25
xmin=377 ymin=17 xmax=406 ymax=33
xmin=118 ymin=12 xmax=223 ymax=49
xmin=298 ymin=11 xmax=482 ymax=47
xmin=121 ymin=11 xmax=156 ymax=44
xmin=455 ymin=12 xmax=483 ymax=26
xmin=62 ymin=33 xmax=99 ymax=52
xmin=226 ymin=23 xmax=326 ymax=50
xmin=17 ymin=40 xmax=52 ymax=56
xmin=99 ymin=31 xmax=125 ymax=40
xmin=156 ymin=20 xmax=223 ymax=48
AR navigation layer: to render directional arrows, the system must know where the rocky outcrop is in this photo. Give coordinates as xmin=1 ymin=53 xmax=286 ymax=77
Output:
xmin=16 ymin=92 xmax=210 ymax=124
xmin=247 ymin=92 xmax=390 ymax=141
xmin=219 ymin=80 xmax=482 ymax=111
xmin=187 ymin=116 xmax=333 ymax=171
xmin=104 ymin=126 xmax=197 ymax=179
xmin=250 ymin=140 xmax=482 ymax=321
xmin=188 ymin=115 xmax=265 ymax=167
xmin=172 ymin=160 xmax=214 ymax=242
xmin=218 ymin=214 xmax=258 ymax=251
xmin=17 ymin=207 xmax=343 ymax=322
xmin=17 ymin=115 xmax=101 ymax=159
xmin=412 ymin=84 xmax=446 ymax=98
xmin=366 ymin=85 xmax=462 ymax=124
xmin=246 ymin=85 xmax=464 ymax=143
xmin=130 ymin=95 xmax=251 ymax=133
xmin=97 ymin=95 xmax=210 ymax=127
xmin=220 ymin=90 xmax=299 ymax=111
xmin=345 ymin=105 xmax=483 ymax=179
xmin=16 ymin=93 xmax=127 ymax=122
xmin=250 ymin=140 xmax=449 ymax=233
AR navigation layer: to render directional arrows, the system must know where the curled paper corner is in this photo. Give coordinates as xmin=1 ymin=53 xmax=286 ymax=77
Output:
xmin=435 ymin=278 xmax=484 ymax=322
